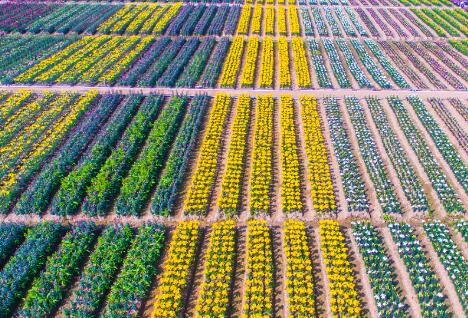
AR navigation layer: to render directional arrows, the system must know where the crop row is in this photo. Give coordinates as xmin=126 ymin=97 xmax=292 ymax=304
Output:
xmin=1 ymin=219 xmax=466 ymax=317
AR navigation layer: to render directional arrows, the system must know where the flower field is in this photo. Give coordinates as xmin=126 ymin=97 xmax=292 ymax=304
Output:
xmin=0 ymin=0 xmax=467 ymax=315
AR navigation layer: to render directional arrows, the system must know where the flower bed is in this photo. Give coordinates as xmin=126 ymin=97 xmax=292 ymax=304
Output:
xmin=350 ymin=39 xmax=391 ymax=88
xmin=322 ymin=39 xmax=351 ymax=88
xmin=243 ymin=220 xmax=274 ymax=317
xmin=152 ymin=96 xmax=208 ymax=216
xmin=307 ymin=39 xmax=332 ymax=88
xmin=0 ymin=223 xmax=25 ymax=269
xmin=49 ymin=95 xmax=143 ymax=216
xmin=319 ymin=220 xmax=362 ymax=316
xmin=324 ymin=7 xmax=342 ymax=36
xmin=388 ymin=222 xmax=451 ymax=316
xmin=13 ymin=94 xmax=121 ymax=215
xmin=220 ymin=36 xmax=244 ymax=88
xmin=278 ymin=37 xmax=291 ymax=88
xmin=151 ymin=221 xmax=200 ymax=318
xmin=184 ymin=94 xmax=231 ymax=215
xmin=0 ymin=222 xmax=63 ymax=317
xmin=345 ymin=97 xmax=401 ymax=214
xmin=195 ymin=220 xmax=236 ymax=317
xmin=116 ymin=96 xmax=186 ymax=216
xmin=64 ymin=224 xmax=134 ymax=317
xmin=218 ymin=95 xmax=251 ymax=216
xmin=352 ymin=222 xmax=408 ymax=316
xmin=324 ymin=98 xmax=369 ymax=212
xmin=366 ymin=97 xmax=429 ymax=212
xmin=284 ymin=220 xmax=316 ymax=316
xmin=407 ymin=96 xmax=467 ymax=192
xmin=82 ymin=95 xmax=163 ymax=216
xmin=387 ymin=97 xmax=464 ymax=214
xmin=250 ymin=95 xmax=274 ymax=215
xmin=291 ymin=37 xmax=311 ymax=88
xmin=259 ymin=37 xmax=274 ymax=88
xmin=18 ymin=222 xmax=97 ymax=318
xmin=240 ymin=37 xmax=260 ymax=87
xmin=199 ymin=38 xmax=230 ymax=88
xmin=311 ymin=7 xmax=328 ymax=36
xmin=335 ymin=39 xmax=373 ymax=88
xmin=101 ymin=224 xmax=165 ymax=317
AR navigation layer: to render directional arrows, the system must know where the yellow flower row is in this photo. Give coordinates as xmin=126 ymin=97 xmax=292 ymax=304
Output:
xmin=184 ymin=94 xmax=231 ymax=214
xmin=153 ymin=3 xmax=182 ymax=34
xmin=139 ymin=5 xmax=168 ymax=34
xmin=0 ymin=91 xmax=97 ymax=197
xmin=14 ymin=37 xmax=91 ymax=83
xmin=56 ymin=36 xmax=121 ymax=83
xmin=264 ymin=6 xmax=274 ymax=35
xmin=218 ymin=95 xmax=251 ymax=215
xmin=100 ymin=37 xmax=153 ymax=84
xmin=243 ymin=220 xmax=274 ymax=317
xmin=250 ymin=95 xmax=273 ymax=215
xmin=0 ymin=93 xmax=53 ymax=146
xmin=280 ymin=95 xmax=303 ymax=213
xmin=284 ymin=220 xmax=316 ymax=316
xmin=251 ymin=4 xmax=263 ymax=34
xmin=35 ymin=37 xmax=105 ymax=83
xmin=291 ymin=37 xmax=311 ymax=88
xmin=319 ymin=220 xmax=363 ymax=317
xmin=151 ymin=221 xmax=200 ymax=318
xmin=0 ymin=93 xmax=73 ymax=164
xmin=220 ymin=36 xmax=245 ymax=88
xmin=278 ymin=37 xmax=291 ymax=88
xmin=288 ymin=5 xmax=301 ymax=35
xmin=237 ymin=6 xmax=252 ymax=35
xmin=195 ymin=220 xmax=236 ymax=317
xmin=278 ymin=6 xmax=287 ymax=35
xmin=300 ymin=96 xmax=336 ymax=213
xmin=120 ymin=5 xmax=156 ymax=34
xmin=0 ymin=90 xmax=32 ymax=120
xmin=240 ymin=37 xmax=259 ymax=88
xmin=97 ymin=4 xmax=134 ymax=33
xmin=258 ymin=37 xmax=274 ymax=88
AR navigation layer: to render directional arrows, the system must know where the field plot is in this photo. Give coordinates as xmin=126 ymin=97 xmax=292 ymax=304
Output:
xmin=0 ymin=0 xmax=466 ymax=316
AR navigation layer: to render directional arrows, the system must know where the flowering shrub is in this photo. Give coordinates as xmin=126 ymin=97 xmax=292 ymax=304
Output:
xmin=300 ymin=7 xmax=314 ymax=36
xmin=300 ymin=96 xmax=336 ymax=213
xmin=151 ymin=221 xmax=200 ymax=318
xmin=251 ymin=4 xmax=262 ymax=34
xmin=184 ymin=94 xmax=231 ymax=215
xmin=265 ymin=5 xmax=275 ymax=35
xmin=250 ymin=95 xmax=274 ymax=215
xmin=152 ymin=96 xmax=208 ymax=216
xmin=50 ymin=95 xmax=143 ymax=216
xmin=101 ymin=224 xmax=165 ymax=317
xmin=64 ymin=224 xmax=134 ymax=317
xmin=388 ymin=97 xmax=464 ymax=214
xmin=345 ymin=97 xmax=401 ymax=214
xmin=311 ymin=7 xmax=328 ymax=36
xmin=243 ymin=220 xmax=274 ymax=317
xmin=319 ymin=220 xmax=362 ymax=316
xmin=218 ymin=95 xmax=251 ymax=216
xmin=283 ymin=220 xmax=316 ymax=316
xmin=288 ymin=5 xmax=301 ymax=35
xmin=237 ymin=5 xmax=251 ymax=34
xmin=388 ymin=222 xmax=451 ymax=316
xmin=195 ymin=220 xmax=236 ymax=317
xmin=324 ymin=97 xmax=369 ymax=212
xmin=351 ymin=222 xmax=408 ymax=316
xmin=115 ymin=96 xmax=186 ymax=216
xmin=366 ymin=98 xmax=429 ymax=212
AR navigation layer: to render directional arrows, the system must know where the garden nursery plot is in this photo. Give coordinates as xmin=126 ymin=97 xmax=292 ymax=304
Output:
xmin=0 ymin=0 xmax=466 ymax=316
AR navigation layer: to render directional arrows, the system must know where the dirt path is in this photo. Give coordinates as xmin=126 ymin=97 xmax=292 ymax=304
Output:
xmin=313 ymin=225 xmax=333 ymax=318
xmin=380 ymin=226 xmax=423 ymax=318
